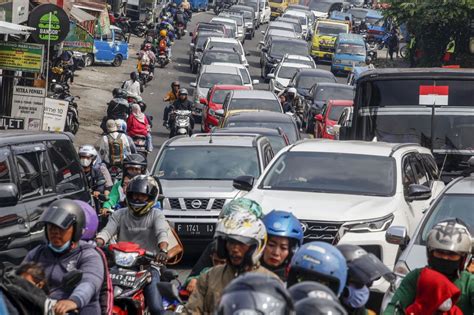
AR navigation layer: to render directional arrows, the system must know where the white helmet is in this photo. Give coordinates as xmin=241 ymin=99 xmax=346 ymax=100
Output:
xmin=288 ymin=87 xmax=297 ymax=95
xmin=78 ymin=145 xmax=98 ymax=167
xmin=215 ymin=211 xmax=267 ymax=268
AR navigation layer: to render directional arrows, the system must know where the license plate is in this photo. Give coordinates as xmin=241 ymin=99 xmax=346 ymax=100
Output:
xmin=175 ymin=223 xmax=215 ymax=236
xmin=110 ymin=272 xmax=136 ymax=287
xmin=344 ymin=66 xmax=352 ymax=71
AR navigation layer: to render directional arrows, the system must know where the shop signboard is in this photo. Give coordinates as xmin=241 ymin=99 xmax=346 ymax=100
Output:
xmin=10 ymin=86 xmax=45 ymax=131
xmin=42 ymin=98 xmax=68 ymax=132
xmin=0 ymin=116 xmax=24 ymax=130
xmin=0 ymin=42 xmax=44 ymax=73
xmin=28 ymin=4 xmax=70 ymax=45
xmin=63 ymin=22 xmax=94 ymax=53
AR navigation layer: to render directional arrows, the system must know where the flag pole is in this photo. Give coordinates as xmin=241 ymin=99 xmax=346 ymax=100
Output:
xmin=41 ymin=12 xmax=52 ymax=131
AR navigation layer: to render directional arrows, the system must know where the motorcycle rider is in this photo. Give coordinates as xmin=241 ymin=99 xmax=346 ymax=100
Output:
xmin=105 ymin=88 xmax=130 ymax=123
xmin=157 ymin=29 xmax=172 ymax=59
xmin=138 ymin=43 xmax=156 ymax=77
xmin=163 ymin=81 xmax=180 ymax=103
xmin=99 ymin=119 xmax=132 ymax=167
xmin=96 ymin=175 xmax=169 ymax=315
xmin=78 ymin=145 xmax=109 ymax=199
xmin=184 ymin=210 xmax=277 ymax=314
xmin=127 ymin=103 xmax=153 ymax=153
xmin=261 ymin=210 xmax=304 ymax=281
xmin=384 ymin=219 xmax=474 ymax=314
xmin=23 ymin=199 xmax=105 ymax=315
xmin=163 ymin=88 xmax=194 ymax=129
xmin=122 ymin=71 xmax=142 ymax=97
xmin=116 ymin=119 xmax=138 ymax=154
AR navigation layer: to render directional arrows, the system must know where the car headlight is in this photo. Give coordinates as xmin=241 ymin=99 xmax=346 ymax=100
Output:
xmin=345 ymin=213 xmax=394 ymax=233
xmin=113 ymin=250 xmax=139 ymax=267
xmin=326 ymin=125 xmax=334 ymax=135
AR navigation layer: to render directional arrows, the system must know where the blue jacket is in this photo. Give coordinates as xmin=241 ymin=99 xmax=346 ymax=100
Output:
xmin=24 ymin=241 xmax=105 ymax=315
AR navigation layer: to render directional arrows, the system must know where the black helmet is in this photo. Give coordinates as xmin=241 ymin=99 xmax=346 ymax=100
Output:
xmin=216 ymin=273 xmax=294 ymax=315
xmin=171 ymin=81 xmax=180 ymax=88
xmin=39 ymin=199 xmax=86 ymax=242
xmin=126 ymin=175 xmax=160 ymax=216
xmin=179 ymin=88 xmax=188 ymax=96
xmin=295 ymin=297 xmax=347 ymax=315
xmin=112 ymin=88 xmax=128 ymax=99
xmin=289 ymin=281 xmax=339 ymax=303
xmin=122 ymin=153 xmax=147 ymax=178
xmin=130 ymin=71 xmax=138 ymax=81
xmin=336 ymin=244 xmax=394 ymax=286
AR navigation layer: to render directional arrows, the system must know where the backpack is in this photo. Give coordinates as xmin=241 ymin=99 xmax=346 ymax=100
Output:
xmin=107 ymin=134 xmax=124 ymax=167
xmin=0 ymin=271 xmax=46 ymax=315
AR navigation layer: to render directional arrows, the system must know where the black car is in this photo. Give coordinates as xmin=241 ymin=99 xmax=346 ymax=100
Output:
xmin=261 ymin=37 xmax=309 ymax=80
xmin=303 ymin=82 xmax=355 ymax=133
xmin=215 ymin=127 xmax=291 ymax=153
xmin=0 ymin=131 xmax=90 ymax=267
xmin=189 ymin=31 xmax=225 ymax=73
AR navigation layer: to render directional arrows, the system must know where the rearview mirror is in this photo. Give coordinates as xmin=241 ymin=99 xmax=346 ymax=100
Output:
xmin=259 ymin=41 xmax=264 ymax=46
xmin=0 ymin=183 xmax=19 ymax=207
xmin=261 ymin=47 xmax=268 ymax=52
xmin=267 ymin=73 xmax=275 ymax=79
xmin=406 ymin=184 xmax=432 ymax=202
xmin=386 ymin=226 xmax=409 ymax=248
xmin=190 ymin=82 xmax=197 ymax=88
xmin=261 ymin=30 xmax=265 ymax=34
xmin=315 ymin=113 xmax=323 ymax=121
xmin=233 ymin=175 xmax=254 ymax=191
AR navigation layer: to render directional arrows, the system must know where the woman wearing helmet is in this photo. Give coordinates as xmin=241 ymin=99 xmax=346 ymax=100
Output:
xmin=163 ymin=81 xmax=180 ymax=103
xmin=261 ymin=210 xmax=304 ymax=281
xmin=23 ymin=199 xmax=105 ymax=315
xmin=287 ymin=241 xmax=348 ymax=298
xmin=385 ymin=219 xmax=474 ymax=314
xmin=96 ymin=175 xmax=169 ymax=315
xmin=184 ymin=211 xmax=278 ymax=314
xmin=158 ymin=29 xmax=172 ymax=59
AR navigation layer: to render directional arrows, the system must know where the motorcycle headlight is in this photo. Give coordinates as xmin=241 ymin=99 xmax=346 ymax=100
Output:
xmin=344 ymin=213 xmax=394 ymax=233
xmin=326 ymin=125 xmax=334 ymax=135
xmin=113 ymin=250 xmax=139 ymax=267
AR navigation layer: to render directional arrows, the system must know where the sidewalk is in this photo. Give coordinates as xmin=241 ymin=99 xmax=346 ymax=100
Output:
xmin=71 ymin=36 xmax=142 ymax=147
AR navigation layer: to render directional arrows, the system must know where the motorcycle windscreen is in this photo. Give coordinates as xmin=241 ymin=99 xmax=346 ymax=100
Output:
xmin=347 ymin=253 xmax=395 ymax=285
xmin=38 ymin=206 xmax=78 ymax=230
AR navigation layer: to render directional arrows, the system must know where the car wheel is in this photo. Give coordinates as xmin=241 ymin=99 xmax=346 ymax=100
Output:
xmin=84 ymin=54 xmax=94 ymax=67
xmin=112 ymin=55 xmax=123 ymax=67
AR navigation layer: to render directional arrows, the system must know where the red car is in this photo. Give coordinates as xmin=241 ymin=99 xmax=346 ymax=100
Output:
xmin=200 ymin=84 xmax=251 ymax=132
xmin=314 ymin=100 xmax=353 ymax=139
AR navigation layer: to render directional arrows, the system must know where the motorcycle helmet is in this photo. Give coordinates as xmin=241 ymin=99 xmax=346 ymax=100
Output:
xmin=122 ymin=153 xmax=148 ymax=178
xmin=112 ymin=88 xmax=128 ymax=99
xmin=287 ymin=241 xmax=348 ymax=297
xmin=216 ymin=273 xmax=294 ymax=315
xmin=262 ymin=210 xmax=304 ymax=263
xmin=78 ymin=145 xmax=98 ymax=168
xmin=287 ymin=87 xmax=297 ymax=95
xmin=179 ymin=88 xmax=188 ymax=96
xmin=106 ymin=119 xmax=118 ymax=133
xmin=130 ymin=71 xmax=138 ymax=81
xmin=74 ymin=200 xmax=99 ymax=241
xmin=115 ymin=119 xmax=127 ymax=133
xmin=39 ymin=199 xmax=86 ymax=242
xmin=336 ymin=244 xmax=394 ymax=286
xmin=427 ymin=218 xmax=472 ymax=277
xmin=126 ymin=175 xmax=159 ymax=216
xmin=53 ymin=84 xmax=64 ymax=94
xmin=160 ymin=29 xmax=168 ymax=37
xmin=144 ymin=43 xmax=152 ymax=50
xmin=295 ymin=297 xmax=348 ymax=315
xmin=215 ymin=211 xmax=267 ymax=269
xmin=289 ymin=281 xmax=339 ymax=303
xmin=219 ymin=198 xmax=263 ymax=219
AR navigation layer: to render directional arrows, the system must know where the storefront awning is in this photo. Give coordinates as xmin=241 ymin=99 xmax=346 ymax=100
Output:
xmin=0 ymin=21 xmax=35 ymax=35
xmin=70 ymin=6 xmax=96 ymax=23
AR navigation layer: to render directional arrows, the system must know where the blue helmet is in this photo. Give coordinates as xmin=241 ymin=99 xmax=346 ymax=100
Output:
xmin=263 ymin=210 xmax=304 ymax=245
xmin=287 ymin=242 xmax=348 ymax=297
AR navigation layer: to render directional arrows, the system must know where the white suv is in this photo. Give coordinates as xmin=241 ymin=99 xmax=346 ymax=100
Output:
xmin=234 ymin=140 xmax=445 ymax=293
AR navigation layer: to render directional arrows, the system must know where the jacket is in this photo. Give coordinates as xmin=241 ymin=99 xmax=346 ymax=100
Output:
xmin=184 ymin=264 xmax=278 ymax=314
xmin=98 ymin=132 xmax=131 ymax=165
xmin=127 ymin=114 xmax=149 ymax=137
xmin=384 ymin=268 xmax=474 ymax=314
xmin=102 ymin=180 xmax=124 ymax=210
xmin=164 ymin=90 xmax=178 ymax=102
xmin=23 ymin=242 xmax=105 ymax=315
xmin=172 ymin=99 xmax=193 ymax=111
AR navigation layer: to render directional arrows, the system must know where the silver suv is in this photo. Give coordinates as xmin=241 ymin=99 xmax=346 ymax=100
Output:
xmin=151 ymin=133 xmax=274 ymax=250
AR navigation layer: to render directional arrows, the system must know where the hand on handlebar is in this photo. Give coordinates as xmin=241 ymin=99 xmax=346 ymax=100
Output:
xmin=54 ymin=299 xmax=78 ymax=315
xmin=100 ymin=208 xmax=111 ymax=216
xmin=156 ymin=251 xmax=168 ymax=264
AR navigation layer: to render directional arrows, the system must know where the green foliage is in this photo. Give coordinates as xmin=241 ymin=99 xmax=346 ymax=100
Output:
xmin=385 ymin=0 xmax=474 ymax=66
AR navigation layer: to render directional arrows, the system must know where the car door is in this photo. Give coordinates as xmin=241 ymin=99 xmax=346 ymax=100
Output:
xmin=113 ymin=29 xmax=129 ymax=60
xmin=94 ymin=32 xmax=115 ymax=62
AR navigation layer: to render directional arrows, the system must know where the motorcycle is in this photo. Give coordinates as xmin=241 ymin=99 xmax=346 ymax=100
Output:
xmin=157 ymin=47 xmax=170 ymax=68
xmin=51 ymin=81 xmax=80 ymax=134
xmin=176 ymin=22 xmax=186 ymax=39
xmin=131 ymin=135 xmax=148 ymax=159
xmin=169 ymin=110 xmax=192 ymax=138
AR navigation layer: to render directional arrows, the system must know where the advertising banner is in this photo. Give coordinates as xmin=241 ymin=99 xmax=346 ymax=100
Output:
xmin=0 ymin=116 xmax=25 ymax=130
xmin=63 ymin=22 xmax=94 ymax=53
xmin=42 ymin=98 xmax=68 ymax=132
xmin=28 ymin=4 xmax=70 ymax=45
xmin=0 ymin=42 xmax=44 ymax=73
xmin=10 ymin=86 xmax=46 ymax=131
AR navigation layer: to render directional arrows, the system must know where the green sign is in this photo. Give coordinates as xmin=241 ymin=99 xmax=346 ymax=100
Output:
xmin=63 ymin=22 xmax=94 ymax=54
xmin=0 ymin=42 xmax=44 ymax=73
xmin=28 ymin=4 xmax=70 ymax=45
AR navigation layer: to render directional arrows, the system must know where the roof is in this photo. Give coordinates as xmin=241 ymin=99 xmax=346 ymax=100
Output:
xmin=445 ymin=177 xmax=474 ymax=195
xmin=279 ymin=62 xmax=312 ymax=69
xmin=210 ymin=62 xmax=247 ymax=69
xmin=216 ymin=127 xmax=282 ymax=136
xmin=283 ymin=10 xmax=307 ymax=17
xmin=226 ymin=111 xmax=295 ymax=123
xmin=295 ymin=69 xmax=335 ymax=77
xmin=289 ymin=140 xmax=420 ymax=156
xmin=358 ymin=68 xmax=474 ymax=82
xmin=167 ymin=134 xmax=258 ymax=147
xmin=0 ymin=131 xmax=72 ymax=146
xmin=269 ymin=21 xmax=296 ymax=28
xmin=207 ymin=37 xmax=240 ymax=43
xmin=211 ymin=17 xmax=237 ymax=25
xmin=70 ymin=6 xmax=96 ymax=23
xmin=230 ymin=5 xmax=255 ymax=12
xmin=201 ymin=64 xmax=240 ymax=74
xmin=211 ymin=84 xmax=251 ymax=91
xmin=271 ymin=37 xmax=307 ymax=45
xmin=0 ymin=21 xmax=35 ymax=35
xmin=230 ymin=90 xmax=278 ymax=100
xmin=337 ymin=33 xmax=365 ymax=43
xmin=284 ymin=54 xmax=312 ymax=61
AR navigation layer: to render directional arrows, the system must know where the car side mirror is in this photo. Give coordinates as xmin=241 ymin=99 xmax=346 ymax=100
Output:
xmin=315 ymin=113 xmax=323 ymax=121
xmin=215 ymin=109 xmax=225 ymax=117
xmin=261 ymin=30 xmax=265 ymax=34
xmin=190 ymin=82 xmax=197 ymax=88
xmin=0 ymin=183 xmax=19 ymax=207
xmin=259 ymin=41 xmax=264 ymax=46
xmin=267 ymin=73 xmax=275 ymax=79
xmin=195 ymin=59 xmax=201 ymax=64
xmin=406 ymin=184 xmax=432 ymax=202
xmin=252 ymin=79 xmax=260 ymax=85
xmin=199 ymin=97 xmax=208 ymax=105
xmin=386 ymin=226 xmax=410 ymax=248
xmin=233 ymin=175 xmax=254 ymax=191
xmin=333 ymin=124 xmax=341 ymax=135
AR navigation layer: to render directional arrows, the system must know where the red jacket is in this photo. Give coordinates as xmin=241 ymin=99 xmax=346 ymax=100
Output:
xmin=127 ymin=115 xmax=149 ymax=137
xmin=406 ymin=267 xmax=463 ymax=315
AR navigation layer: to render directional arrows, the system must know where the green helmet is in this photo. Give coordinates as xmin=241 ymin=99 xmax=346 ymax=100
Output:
xmin=219 ymin=198 xmax=263 ymax=219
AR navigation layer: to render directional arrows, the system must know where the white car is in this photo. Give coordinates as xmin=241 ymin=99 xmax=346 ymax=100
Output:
xmin=204 ymin=37 xmax=249 ymax=67
xmin=210 ymin=62 xmax=259 ymax=88
xmin=259 ymin=0 xmax=271 ymax=24
xmin=235 ymin=140 xmax=445 ymax=293
xmin=218 ymin=13 xmax=246 ymax=43
xmin=268 ymin=62 xmax=311 ymax=94
xmin=281 ymin=54 xmax=317 ymax=69
xmin=210 ymin=17 xmax=240 ymax=42
xmin=282 ymin=10 xmax=309 ymax=39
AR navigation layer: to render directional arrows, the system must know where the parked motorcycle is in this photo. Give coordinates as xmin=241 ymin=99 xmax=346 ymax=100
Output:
xmin=169 ymin=110 xmax=192 ymax=138
xmin=51 ymin=82 xmax=80 ymax=134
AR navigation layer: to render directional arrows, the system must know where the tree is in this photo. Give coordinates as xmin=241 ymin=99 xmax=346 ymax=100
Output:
xmin=384 ymin=0 xmax=474 ymax=66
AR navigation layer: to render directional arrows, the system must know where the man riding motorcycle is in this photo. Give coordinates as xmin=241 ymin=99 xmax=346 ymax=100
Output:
xmin=78 ymin=145 xmax=110 ymax=200
xmin=23 ymin=199 xmax=105 ymax=315
xmin=384 ymin=219 xmax=474 ymax=314
xmin=163 ymin=88 xmax=194 ymax=129
xmin=184 ymin=210 xmax=277 ymax=314
xmin=122 ymin=71 xmax=142 ymax=97
xmin=98 ymin=119 xmax=132 ymax=167
xmin=138 ymin=43 xmax=156 ymax=79
xmin=157 ymin=29 xmax=172 ymax=59
xmin=96 ymin=175 xmax=169 ymax=315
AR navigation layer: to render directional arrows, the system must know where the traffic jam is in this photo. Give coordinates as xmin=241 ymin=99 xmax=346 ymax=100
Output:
xmin=0 ymin=0 xmax=474 ymax=314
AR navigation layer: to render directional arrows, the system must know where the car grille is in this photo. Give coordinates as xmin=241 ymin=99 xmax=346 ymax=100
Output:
xmin=184 ymin=198 xmax=209 ymax=210
xmin=301 ymin=220 xmax=343 ymax=244
xmin=212 ymin=199 xmax=226 ymax=209
xmin=168 ymin=198 xmax=181 ymax=209
xmin=319 ymin=46 xmax=334 ymax=52
xmin=166 ymin=198 xmax=227 ymax=210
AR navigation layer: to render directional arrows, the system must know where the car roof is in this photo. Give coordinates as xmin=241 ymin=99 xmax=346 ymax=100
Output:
xmin=444 ymin=176 xmax=474 ymax=195
xmin=328 ymin=100 xmax=354 ymax=106
xmin=284 ymin=10 xmax=307 ymax=17
xmin=314 ymin=82 xmax=354 ymax=89
xmin=271 ymin=37 xmax=307 ymax=45
xmin=227 ymin=110 xmax=294 ymax=122
xmin=210 ymin=62 xmax=247 ymax=69
xmin=230 ymin=5 xmax=255 ymax=12
xmin=284 ymin=54 xmax=312 ymax=60
xmin=279 ymin=62 xmax=311 ymax=68
xmin=167 ymin=134 xmax=259 ymax=147
xmin=212 ymin=84 xmax=250 ymax=91
xmin=0 ymin=131 xmax=73 ymax=146
xmin=204 ymin=48 xmax=239 ymax=55
xmin=201 ymin=64 xmax=240 ymax=74
xmin=197 ymin=31 xmax=224 ymax=38
xmin=230 ymin=90 xmax=278 ymax=99
xmin=216 ymin=127 xmax=282 ymax=136
xmin=211 ymin=17 xmax=237 ymax=23
xmin=289 ymin=139 xmax=421 ymax=156
xmin=269 ymin=21 xmax=295 ymax=28
xmin=296 ymin=69 xmax=335 ymax=77
xmin=337 ymin=33 xmax=365 ymax=43
xmin=207 ymin=37 xmax=240 ymax=43
xmin=358 ymin=68 xmax=474 ymax=82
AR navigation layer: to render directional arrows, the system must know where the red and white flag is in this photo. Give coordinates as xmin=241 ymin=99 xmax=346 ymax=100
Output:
xmin=419 ymin=85 xmax=449 ymax=105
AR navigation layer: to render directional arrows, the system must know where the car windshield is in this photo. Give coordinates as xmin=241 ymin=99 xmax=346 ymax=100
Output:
xmin=349 ymin=9 xmax=368 ymax=20
xmin=309 ymin=1 xmax=332 ymax=12
xmin=315 ymin=86 xmax=354 ymax=101
xmin=154 ymin=146 xmax=260 ymax=180
xmin=336 ymin=43 xmax=366 ymax=56
xmin=261 ymin=152 xmax=396 ymax=196
xmin=267 ymin=135 xmax=287 ymax=152
xmin=418 ymin=195 xmax=474 ymax=245
xmin=226 ymin=120 xmax=298 ymax=143
xmin=225 ymin=15 xmax=243 ymax=26
xmin=284 ymin=14 xmax=306 ymax=25
xmin=270 ymin=41 xmax=308 ymax=58
xmin=199 ymin=73 xmax=242 ymax=88
xmin=268 ymin=29 xmax=295 ymax=37
xmin=296 ymin=75 xmax=335 ymax=90
xmin=202 ymin=52 xmax=241 ymax=65
xmin=286 ymin=58 xmax=313 ymax=67
xmin=277 ymin=66 xmax=301 ymax=79
xmin=328 ymin=106 xmax=349 ymax=121
xmin=272 ymin=0 xmax=283 ymax=3
xmin=317 ymin=23 xmax=348 ymax=36
xmin=212 ymin=89 xmax=232 ymax=104
xmin=208 ymin=42 xmax=243 ymax=54
xmin=228 ymin=98 xmax=281 ymax=112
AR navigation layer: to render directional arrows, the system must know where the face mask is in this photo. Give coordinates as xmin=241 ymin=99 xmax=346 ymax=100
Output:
xmin=80 ymin=158 xmax=92 ymax=167
xmin=429 ymin=256 xmax=460 ymax=278
xmin=342 ymin=284 xmax=370 ymax=309
xmin=48 ymin=240 xmax=71 ymax=253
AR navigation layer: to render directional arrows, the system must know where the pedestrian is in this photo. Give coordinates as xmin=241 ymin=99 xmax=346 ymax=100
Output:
xmin=443 ymin=36 xmax=456 ymax=65
xmin=408 ymin=34 xmax=416 ymax=67
xmin=388 ymin=29 xmax=399 ymax=61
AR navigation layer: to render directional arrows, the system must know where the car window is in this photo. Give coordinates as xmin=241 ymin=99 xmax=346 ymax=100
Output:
xmin=421 ymin=154 xmax=439 ymax=180
xmin=328 ymin=106 xmax=348 ymax=121
xmin=402 ymin=154 xmax=417 ymax=193
xmin=114 ymin=31 xmax=126 ymax=42
xmin=46 ymin=140 xmax=84 ymax=194
xmin=199 ymin=73 xmax=243 ymax=88
xmin=0 ymin=149 xmax=12 ymax=184
xmin=410 ymin=155 xmax=429 ymax=187
xmin=15 ymin=150 xmax=52 ymax=199
xmin=239 ymin=69 xmax=251 ymax=84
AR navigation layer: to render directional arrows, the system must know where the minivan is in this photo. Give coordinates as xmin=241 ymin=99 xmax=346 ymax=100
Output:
xmin=331 ymin=33 xmax=368 ymax=74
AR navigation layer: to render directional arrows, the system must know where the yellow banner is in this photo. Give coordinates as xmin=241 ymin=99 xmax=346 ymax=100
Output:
xmin=0 ymin=42 xmax=44 ymax=73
